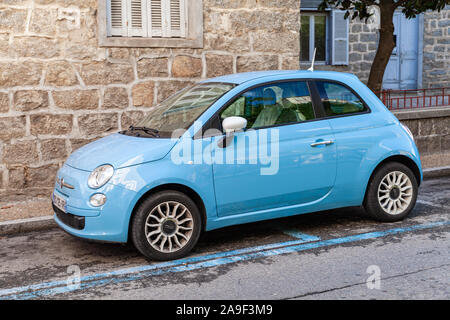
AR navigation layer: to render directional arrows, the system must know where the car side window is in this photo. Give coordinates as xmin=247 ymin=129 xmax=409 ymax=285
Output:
xmin=220 ymin=81 xmax=315 ymax=129
xmin=315 ymin=81 xmax=367 ymax=116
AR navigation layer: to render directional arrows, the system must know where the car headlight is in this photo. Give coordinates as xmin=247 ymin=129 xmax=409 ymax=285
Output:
xmin=88 ymin=165 xmax=114 ymax=189
xmin=90 ymin=193 xmax=107 ymax=207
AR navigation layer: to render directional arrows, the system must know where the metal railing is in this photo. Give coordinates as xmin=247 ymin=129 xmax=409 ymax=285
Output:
xmin=376 ymin=87 xmax=450 ymax=110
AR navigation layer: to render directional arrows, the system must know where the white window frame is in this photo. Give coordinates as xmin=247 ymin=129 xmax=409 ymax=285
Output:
xmin=98 ymin=0 xmax=203 ymax=48
xmin=300 ymin=12 xmax=330 ymax=64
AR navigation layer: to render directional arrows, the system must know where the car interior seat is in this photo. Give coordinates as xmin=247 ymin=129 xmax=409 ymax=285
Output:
xmin=278 ymin=87 xmax=306 ymax=124
xmin=252 ymin=88 xmax=282 ymax=128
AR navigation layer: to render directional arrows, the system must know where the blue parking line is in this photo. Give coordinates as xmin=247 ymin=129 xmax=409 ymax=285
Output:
xmin=0 ymin=235 xmax=317 ymax=298
xmin=1 ymin=220 xmax=449 ymax=299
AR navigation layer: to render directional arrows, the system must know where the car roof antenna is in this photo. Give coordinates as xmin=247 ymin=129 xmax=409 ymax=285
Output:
xmin=308 ymin=48 xmax=317 ymax=72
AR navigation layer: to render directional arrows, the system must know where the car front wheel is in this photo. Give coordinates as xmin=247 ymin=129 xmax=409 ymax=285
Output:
xmin=364 ymin=162 xmax=418 ymax=222
xmin=131 ymin=191 xmax=202 ymax=261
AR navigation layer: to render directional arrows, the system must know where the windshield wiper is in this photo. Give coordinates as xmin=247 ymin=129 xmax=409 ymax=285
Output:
xmin=128 ymin=126 xmax=160 ymax=137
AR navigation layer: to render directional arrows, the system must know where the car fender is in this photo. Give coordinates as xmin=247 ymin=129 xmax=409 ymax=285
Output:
xmin=357 ymin=132 xmax=421 ymax=203
xmin=110 ymin=157 xmax=217 ymax=237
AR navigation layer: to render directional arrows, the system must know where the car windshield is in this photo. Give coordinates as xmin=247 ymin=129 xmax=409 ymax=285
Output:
xmin=128 ymin=82 xmax=235 ymax=137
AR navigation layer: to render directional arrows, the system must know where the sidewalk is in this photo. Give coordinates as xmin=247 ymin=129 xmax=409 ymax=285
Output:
xmin=0 ymin=197 xmax=55 ymax=236
xmin=0 ymin=198 xmax=52 ymax=223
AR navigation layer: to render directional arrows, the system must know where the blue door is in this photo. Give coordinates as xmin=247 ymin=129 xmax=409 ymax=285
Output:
xmin=210 ymin=81 xmax=337 ymax=217
xmin=383 ymin=12 xmax=420 ymax=89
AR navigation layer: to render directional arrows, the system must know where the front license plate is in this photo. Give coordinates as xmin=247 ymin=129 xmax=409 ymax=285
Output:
xmin=53 ymin=193 xmax=67 ymax=213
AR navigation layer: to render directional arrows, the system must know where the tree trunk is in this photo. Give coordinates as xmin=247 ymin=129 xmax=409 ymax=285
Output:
xmin=367 ymin=0 xmax=396 ymax=95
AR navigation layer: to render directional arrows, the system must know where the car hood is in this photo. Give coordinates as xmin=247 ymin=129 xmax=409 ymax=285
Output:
xmin=65 ymin=133 xmax=177 ymax=171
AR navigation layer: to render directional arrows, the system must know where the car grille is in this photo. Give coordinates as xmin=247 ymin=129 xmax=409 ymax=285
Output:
xmin=53 ymin=203 xmax=85 ymax=230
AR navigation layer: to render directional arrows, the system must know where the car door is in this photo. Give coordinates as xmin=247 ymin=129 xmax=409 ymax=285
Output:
xmin=313 ymin=80 xmax=373 ymax=204
xmin=210 ymin=80 xmax=337 ymax=217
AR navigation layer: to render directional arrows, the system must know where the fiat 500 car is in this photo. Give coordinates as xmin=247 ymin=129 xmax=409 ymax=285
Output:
xmin=53 ymin=70 xmax=422 ymax=261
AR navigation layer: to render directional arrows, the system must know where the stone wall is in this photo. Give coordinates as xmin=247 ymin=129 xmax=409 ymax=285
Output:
xmin=394 ymin=107 xmax=450 ymax=169
xmin=0 ymin=0 xmax=301 ymax=198
xmin=423 ymin=7 xmax=450 ymax=88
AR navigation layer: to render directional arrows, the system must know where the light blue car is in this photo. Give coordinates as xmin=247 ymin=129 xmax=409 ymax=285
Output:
xmin=53 ymin=71 xmax=422 ymax=261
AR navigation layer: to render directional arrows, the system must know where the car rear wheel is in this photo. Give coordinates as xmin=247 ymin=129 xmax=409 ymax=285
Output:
xmin=131 ymin=191 xmax=202 ymax=261
xmin=364 ymin=162 xmax=418 ymax=222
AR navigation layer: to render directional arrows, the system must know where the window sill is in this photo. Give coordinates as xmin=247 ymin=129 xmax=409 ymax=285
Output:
xmin=99 ymin=36 xmax=203 ymax=48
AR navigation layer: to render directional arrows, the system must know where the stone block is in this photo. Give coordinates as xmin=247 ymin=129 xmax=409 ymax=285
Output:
xmin=416 ymin=136 xmax=441 ymax=155
xmin=137 ymin=58 xmax=169 ymax=78
xmin=236 ymin=55 xmax=279 ymax=72
xmin=206 ymin=54 xmax=234 ymax=77
xmin=251 ymin=31 xmax=300 ymax=53
xmin=13 ymin=91 xmax=49 ymax=112
xmin=44 ymin=62 xmax=78 ymax=87
xmin=108 ymin=48 xmax=131 ymax=60
xmin=26 ymin=164 xmax=59 ymax=188
xmin=79 ymin=62 xmax=134 ymax=85
xmin=0 ymin=116 xmax=26 ymax=140
xmin=0 ymin=8 xmax=27 ymax=33
xmin=10 ymin=37 xmax=61 ymax=59
xmin=8 ymin=166 xmax=26 ymax=189
xmin=204 ymin=33 xmax=251 ymax=53
xmin=281 ymin=55 xmax=300 ymax=70
xmin=103 ymin=87 xmax=129 ymax=109
xmin=30 ymin=114 xmax=73 ymax=135
xmin=0 ymin=62 xmax=43 ymax=87
xmin=172 ymin=56 xmax=202 ymax=78
xmin=40 ymin=139 xmax=68 ymax=162
xmin=3 ymin=141 xmax=39 ymax=165
xmin=0 ymin=93 xmax=9 ymax=113
xmin=132 ymin=82 xmax=155 ymax=107
xmin=77 ymin=113 xmax=118 ymax=136
xmin=29 ymin=8 xmax=58 ymax=35
xmin=419 ymin=118 xmax=435 ymax=136
xmin=53 ymin=89 xmax=99 ymax=110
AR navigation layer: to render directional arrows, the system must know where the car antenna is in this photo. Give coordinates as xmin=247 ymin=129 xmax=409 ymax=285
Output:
xmin=308 ymin=48 xmax=316 ymax=72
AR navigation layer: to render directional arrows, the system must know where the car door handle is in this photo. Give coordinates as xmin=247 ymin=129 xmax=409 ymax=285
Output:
xmin=310 ymin=140 xmax=334 ymax=147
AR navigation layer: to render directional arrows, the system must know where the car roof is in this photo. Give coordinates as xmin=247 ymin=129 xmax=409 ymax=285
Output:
xmin=202 ymin=70 xmax=358 ymax=85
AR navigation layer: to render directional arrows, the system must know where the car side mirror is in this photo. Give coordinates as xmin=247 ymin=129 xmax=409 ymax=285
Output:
xmin=218 ymin=116 xmax=247 ymax=148
xmin=222 ymin=116 xmax=247 ymax=134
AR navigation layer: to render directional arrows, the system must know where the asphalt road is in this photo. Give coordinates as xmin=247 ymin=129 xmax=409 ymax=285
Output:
xmin=0 ymin=177 xmax=449 ymax=300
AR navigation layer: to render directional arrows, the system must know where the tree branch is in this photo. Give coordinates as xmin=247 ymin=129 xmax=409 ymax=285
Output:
xmin=393 ymin=0 xmax=407 ymax=9
xmin=361 ymin=0 xmax=379 ymax=6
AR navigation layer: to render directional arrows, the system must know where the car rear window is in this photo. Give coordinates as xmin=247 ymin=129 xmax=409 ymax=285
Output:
xmin=315 ymin=81 xmax=367 ymax=116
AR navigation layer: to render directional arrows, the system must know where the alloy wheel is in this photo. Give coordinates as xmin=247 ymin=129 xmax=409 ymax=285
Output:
xmin=145 ymin=201 xmax=194 ymax=253
xmin=377 ymin=171 xmax=413 ymax=215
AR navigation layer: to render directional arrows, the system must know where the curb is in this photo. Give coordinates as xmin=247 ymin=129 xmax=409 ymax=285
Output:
xmin=0 ymin=167 xmax=449 ymax=237
xmin=0 ymin=215 xmax=56 ymax=236
xmin=423 ymin=166 xmax=450 ymax=179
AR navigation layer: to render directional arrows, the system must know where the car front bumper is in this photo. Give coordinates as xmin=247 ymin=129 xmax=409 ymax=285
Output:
xmin=52 ymin=163 xmax=137 ymax=243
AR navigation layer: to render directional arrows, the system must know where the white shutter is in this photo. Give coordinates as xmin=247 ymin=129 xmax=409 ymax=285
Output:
xmin=167 ymin=0 xmax=186 ymax=37
xmin=331 ymin=10 xmax=349 ymax=65
xmin=127 ymin=0 xmax=148 ymax=37
xmin=108 ymin=0 xmax=187 ymax=38
xmin=148 ymin=0 xmax=163 ymax=37
xmin=107 ymin=0 xmax=127 ymax=36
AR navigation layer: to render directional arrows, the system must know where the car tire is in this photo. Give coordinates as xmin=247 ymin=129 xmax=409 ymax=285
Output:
xmin=364 ymin=162 xmax=418 ymax=222
xmin=131 ymin=190 xmax=202 ymax=261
